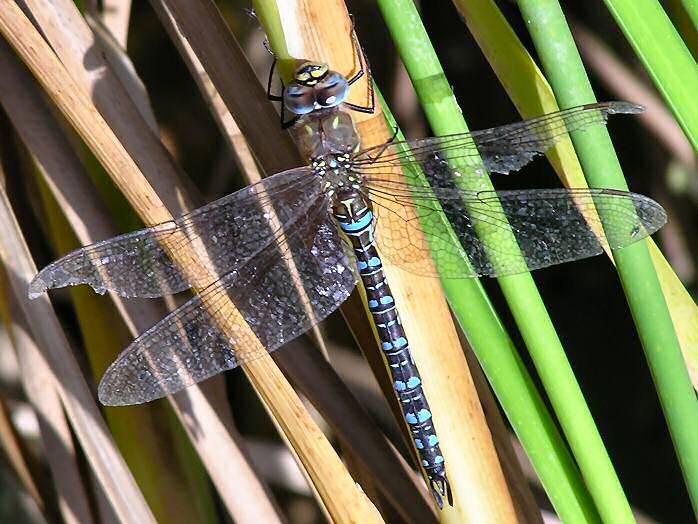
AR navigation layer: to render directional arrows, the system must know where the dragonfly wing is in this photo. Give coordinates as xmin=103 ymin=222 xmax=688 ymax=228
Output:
xmin=98 ymin=203 xmax=357 ymax=405
xmin=29 ymin=167 xmax=319 ymax=299
xmin=355 ymin=102 xmax=642 ymax=185
xmin=369 ymin=186 xmax=666 ymax=278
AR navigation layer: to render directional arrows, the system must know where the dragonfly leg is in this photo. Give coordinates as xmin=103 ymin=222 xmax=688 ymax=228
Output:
xmin=344 ymin=15 xmax=375 ymax=114
xmin=266 ymin=57 xmax=283 ymax=101
xmin=281 ymin=113 xmax=300 ymax=129
xmin=346 ymin=14 xmax=364 ymax=86
xmin=360 ymin=125 xmax=399 ymax=163
xmin=265 ymin=57 xmax=299 ymax=127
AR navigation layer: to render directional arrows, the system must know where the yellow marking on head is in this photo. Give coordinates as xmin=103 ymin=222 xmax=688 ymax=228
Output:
xmin=294 ymin=62 xmax=328 ymax=85
xmin=310 ymin=66 xmax=327 ymax=78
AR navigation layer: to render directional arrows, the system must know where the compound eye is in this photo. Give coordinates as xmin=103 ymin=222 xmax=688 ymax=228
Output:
xmin=316 ymin=72 xmax=350 ymax=108
xmin=284 ymin=84 xmax=316 ymax=115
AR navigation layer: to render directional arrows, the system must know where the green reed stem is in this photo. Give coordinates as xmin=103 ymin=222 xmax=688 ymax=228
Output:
xmin=374 ymin=0 xmax=631 ymax=521
xmin=601 ymin=0 xmax=698 ymax=156
xmin=517 ymin=1 xmax=698 ymax=517
xmin=378 ymin=90 xmax=600 ymax=524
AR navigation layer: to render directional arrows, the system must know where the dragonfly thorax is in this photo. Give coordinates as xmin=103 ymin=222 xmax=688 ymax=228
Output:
xmin=311 ymin=152 xmax=363 ymax=200
xmin=292 ymin=107 xmax=361 ymax=159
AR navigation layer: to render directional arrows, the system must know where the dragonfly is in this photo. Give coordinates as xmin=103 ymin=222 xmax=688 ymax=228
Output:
xmin=29 ymin=57 xmax=666 ymax=508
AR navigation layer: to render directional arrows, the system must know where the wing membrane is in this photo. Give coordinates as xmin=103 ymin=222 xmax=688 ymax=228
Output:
xmin=98 ymin=203 xmax=357 ymax=405
xmin=369 ymin=185 xmax=666 ymax=278
xmin=29 ymin=167 xmax=318 ymax=298
xmin=355 ymin=102 xmax=642 ymax=184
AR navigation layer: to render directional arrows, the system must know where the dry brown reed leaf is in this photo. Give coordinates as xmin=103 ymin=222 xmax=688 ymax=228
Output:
xmin=85 ymin=13 xmax=160 ymax=132
xmin=13 ymin=2 xmax=289 ymax=519
xmin=0 ymin=392 xmax=45 ymax=519
xmin=148 ymin=0 xmax=440 ymax=519
xmin=150 ymin=0 xmax=264 ymax=185
xmin=278 ymin=339 xmax=439 ymax=524
xmin=0 ymin=32 xmax=282 ymax=522
xmin=274 ymin=1 xmax=521 ymax=522
xmin=0 ymin=281 xmax=94 ymax=524
xmin=0 ymin=184 xmax=156 ymax=523
xmin=156 ymin=0 xmax=301 ymax=175
xmin=0 ymin=2 xmax=381 ymax=521
xmin=96 ymin=0 xmax=132 ymax=49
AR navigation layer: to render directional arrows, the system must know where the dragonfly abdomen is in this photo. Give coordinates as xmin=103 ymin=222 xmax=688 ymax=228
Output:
xmin=332 ymin=192 xmax=452 ymax=508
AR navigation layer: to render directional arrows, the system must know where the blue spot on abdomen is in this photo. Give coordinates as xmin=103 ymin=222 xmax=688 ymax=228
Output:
xmin=339 ymin=211 xmax=373 ymax=232
xmin=417 ymin=409 xmax=432 ymax=423
xmin=406 ymin=376 xmax=421 ymax=389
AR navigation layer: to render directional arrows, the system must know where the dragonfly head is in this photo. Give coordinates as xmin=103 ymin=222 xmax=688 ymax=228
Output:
xmin=284 ymin=61 xmax=350 ymax=115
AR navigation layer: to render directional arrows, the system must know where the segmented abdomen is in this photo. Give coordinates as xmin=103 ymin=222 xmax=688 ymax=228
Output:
xmin=332 ymin=195 xmax=448 ymax=504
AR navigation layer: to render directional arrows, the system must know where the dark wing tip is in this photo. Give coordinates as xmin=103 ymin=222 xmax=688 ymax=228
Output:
xmin=597 ymin=189 xmax=668 ymax=245
xmin=636 ymin=193 xmax=668 ymax=235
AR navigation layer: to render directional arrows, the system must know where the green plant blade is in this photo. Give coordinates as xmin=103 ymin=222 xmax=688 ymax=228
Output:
xmin=451 ymin=0 xmax=698 ymax=397
xmin=377 ymin=90 xmax=601 ymax=523
xmin=375 ymin=0 xmax=637 ymax=521
xmin=603 ymin=0 xmax=698 ymax=154
xmin=516 ymin=0 xmax=698 ymax=516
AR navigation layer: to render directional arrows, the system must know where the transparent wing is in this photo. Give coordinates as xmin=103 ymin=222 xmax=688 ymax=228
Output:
xmin=368 ymin=185 xmax=666 ymax=278
xmin=98 ymin=202 xmax=358 ymax=405
xmin=354 ymin=102 xmax=642 ymax=182
xmin=29 ymin=167 xmax=319 ymax=299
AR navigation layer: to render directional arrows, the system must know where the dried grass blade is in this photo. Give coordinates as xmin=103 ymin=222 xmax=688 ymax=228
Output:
xmin=0 ymin=30 xmax=283 ymax=523
xmin=11 ymin=2 xmax=286 ymax=517
xmin=259 ymin=1 xmax=520 ymax=521
xmin=276 ymin=339 xmax=439 ymax=524
xmin=96 ymin=0 xmax=132 ymax=49
xmin=155 ymin=0 xmax=301 ymax=175
xmin=0 ymin=400 xmax=44 ymax=514
xmin=0 ymin=3 xmax=381 ymax=521
xmin=150 ymin=0 xmax=264 ymax=184
xmin=85 ymin=13 xmax=159 ymax=132
xmin=0 ymin=185 xmax=156 ymax=524
xmin=0 ymin=275 xmax=93 ymax=524
xmin=22 ymin=0 xmax=199 ymax=212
